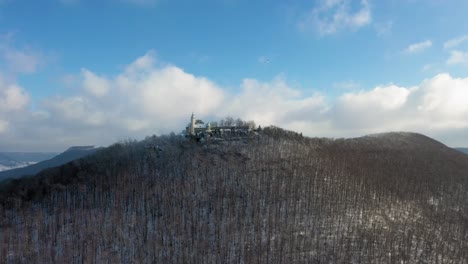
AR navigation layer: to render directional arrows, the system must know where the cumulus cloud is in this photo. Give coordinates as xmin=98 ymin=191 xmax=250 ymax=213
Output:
xmin=446 ymin=50 xmax=468 ymax=65
xmin=329 ymin=74 xmax=468 ymax=143
xmin=81 ymin=69 xmax=111 ymax=97
xmin=222 ymin=77 xmax=328 ymax=126
xmin=44 ymin=96 xmax=106 ymax=126
xmin=416 ymin=74 xmax=468 ymax=119
xmin=298 ymin=0 xmax=371 ymax=35
xmin=3 ymin=49 xmax=41 ymax=73
xmin=0 ymin=75 xmax=30 ymax=141
xmin=404 ymin=40 xmax=432 ymax=54
xmin=114 ymin=52 xmax=224 ymax=122
xmin=0 ymin=76 xmax=30 ymax=112
xmin=331 ymin=85 xmax=412 ymax=132
xmin=2 ymin=51 xmax=468 ymax=150
xmin=444 ymin=35 xmax=468 ymax=50
xmin=0 ymin=34 xmax=43 ymax=74
xmin=218 ymin=73 xmax=468 ymax=145
xmin=7 ymin=51 xmax=225 ymax=150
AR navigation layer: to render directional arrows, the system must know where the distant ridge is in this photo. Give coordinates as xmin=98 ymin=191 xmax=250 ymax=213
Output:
xmin=0 ymin=152 xmax=58 ymax=172
xmin=0 ymin=146 xmax=102 ymax=181
xmin=0 ymin=152 xmax=58 ymax=163
xmin=0 ymin=153 xmax=20 ymax=168
xmin=455 ymin=148 xmax=468 ymax=154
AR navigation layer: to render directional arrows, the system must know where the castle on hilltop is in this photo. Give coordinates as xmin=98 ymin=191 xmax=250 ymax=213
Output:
xmin=185 ymin=113 xmax=253 ymax=138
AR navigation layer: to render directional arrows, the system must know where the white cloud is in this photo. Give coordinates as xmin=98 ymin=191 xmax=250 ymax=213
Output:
xmin=298 ymin=0 xmax=372 ymax=35
xmin=45 ymin=96 xmax=105 ymax=126
xmin=0 ymin=34 xmax=43 ymax=74
xmin=124 ymin=50 xmax=156 ymax=74
xmin=3 ymin=49 xmax=41 ymax=73
xmin=329 ymin=74 xmax=468 ymax=140
xmin=222 ymin=77 xmax=328 ymax=126
xmin=404 ymin=40 xmax=432 ymax=54
xmin=115 ymin=52 xmax=224 ymax=121
xmin=444 ymin=35 xmax=468 ymax=50
xmin=446 ymin=50 xmax=468 ymax=65
xmin=416 ymin=74 xmax=468 ymax=118
xmin=0 ymin=76 xmax=30 ymax=135
xmin=218 ymin=73 xmax=468 ymax=145
xmin=341 ymin=85 xmax=410 ymax=110
xmin=2 ymin=51 xmax=468 ymax=150
xmin=81 ymin=69 xmax=111 ymax=97
xmin=331 ymin=85 xmax=412 ymax=131
xmin=11 ymin=51 xmax=226 ymax=150
xmin=220 ymin=73 xmax=468 ymax=145
xmin=0 ymin=77 xmax=30 ymax=112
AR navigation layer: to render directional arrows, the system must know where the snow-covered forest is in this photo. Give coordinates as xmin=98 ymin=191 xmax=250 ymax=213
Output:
xmin=1 ymin=127 xmax=467 ymax=263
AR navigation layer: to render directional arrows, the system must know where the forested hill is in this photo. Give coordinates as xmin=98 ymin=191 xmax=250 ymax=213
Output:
xmin=1 ymin=127 xmax=468 ymax=263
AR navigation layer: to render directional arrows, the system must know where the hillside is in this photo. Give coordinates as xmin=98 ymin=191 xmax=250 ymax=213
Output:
xmin=0 ymin=146 xmax=101 ymax=181
xmin=1 ymin=128 xmax=468 ymax=263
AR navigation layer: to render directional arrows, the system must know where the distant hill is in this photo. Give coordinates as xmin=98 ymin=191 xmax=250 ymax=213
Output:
xmin=0 ymin=152 xmax=59 ymax=163
xmin=0 ymin=146 xmax=101 ymax=181
xmin=455 ymin=148 xmax=468 ymax=154
xmin=0 ymin=152 xmax=57 ymax=172
xmin=1 ymin=129 xmax=468 ymax=263
xmin=0 ymin=153 xmax=20 ymax=168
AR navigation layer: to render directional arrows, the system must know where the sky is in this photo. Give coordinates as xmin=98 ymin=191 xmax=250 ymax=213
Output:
xmin=0 ymin=0 xmax=468 ymax=151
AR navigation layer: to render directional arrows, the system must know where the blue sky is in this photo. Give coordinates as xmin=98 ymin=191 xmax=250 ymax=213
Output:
xmin=0 ymin=0 xmax=468 ymax=151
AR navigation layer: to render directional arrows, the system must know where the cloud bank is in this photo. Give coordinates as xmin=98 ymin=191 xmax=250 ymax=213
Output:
xmin=1 ymin=51 xmax=468 ymax=151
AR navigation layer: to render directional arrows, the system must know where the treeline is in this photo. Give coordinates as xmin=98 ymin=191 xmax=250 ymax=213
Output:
xmin=209 ymin=117 xmax=256 ymax=129
xmin=1 ymin=129 xmax=468 ymax=263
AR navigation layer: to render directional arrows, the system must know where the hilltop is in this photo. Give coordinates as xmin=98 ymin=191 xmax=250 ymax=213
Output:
xmin=1 ymin=127 xmax=467 ymax=263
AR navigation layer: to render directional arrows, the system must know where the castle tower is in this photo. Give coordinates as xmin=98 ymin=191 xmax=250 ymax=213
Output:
xmin=190 ymin=113 xmax=195 ymax=135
